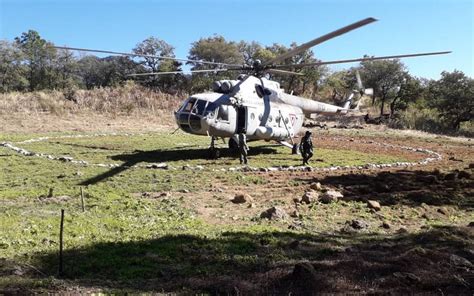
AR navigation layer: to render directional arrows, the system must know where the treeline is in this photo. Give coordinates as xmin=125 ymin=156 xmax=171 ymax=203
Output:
xmin=0 ymin=30 xmax=472 ymax=133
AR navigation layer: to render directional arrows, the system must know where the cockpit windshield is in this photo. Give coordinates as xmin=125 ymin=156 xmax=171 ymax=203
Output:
xmin=193 ymin=100 xmax=207 ymax=115
xmin=179 ymin=98 xmax=208 ymax=115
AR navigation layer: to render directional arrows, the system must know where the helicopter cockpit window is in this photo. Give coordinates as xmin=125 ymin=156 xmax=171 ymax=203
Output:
xmin=217 ymin=105 xmax=229 ymax=121
xmin=204 ymin=102 xmax=218 ymax=118
xmin=183 ymin=98 xmax=196 ymax=112
xmin=192 ymin=100 xmax=208 ymax=115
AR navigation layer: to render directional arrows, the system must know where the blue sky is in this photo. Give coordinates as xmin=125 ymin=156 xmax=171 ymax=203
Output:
xmin=1 ymin=0 xmax=472 ymax=79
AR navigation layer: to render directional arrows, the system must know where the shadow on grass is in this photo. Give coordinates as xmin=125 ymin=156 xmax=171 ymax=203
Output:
xmin=11 ymin=226 xmax=474 ymax=294
xmin=296 ymin=168 xmax=473 ymax=208
xmin=79 ymin=146 xmax=279 ymax=185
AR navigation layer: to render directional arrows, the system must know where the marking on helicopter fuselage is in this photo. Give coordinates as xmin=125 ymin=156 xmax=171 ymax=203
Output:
xmin=289 ymin=114 xmax=297 ymax=126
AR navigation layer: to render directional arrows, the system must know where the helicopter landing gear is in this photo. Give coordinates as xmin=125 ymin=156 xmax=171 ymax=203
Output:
xmin=228 ymin=137 xmax=239 ymax=155
xmin=208 ymin=136 xmax=220 ymax=159
xmin=292 ymin=143 xmax=299 ymax=155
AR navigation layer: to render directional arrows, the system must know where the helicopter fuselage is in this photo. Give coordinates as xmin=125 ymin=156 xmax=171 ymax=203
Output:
xmin=174 ymin=75 xmax=351 ymax=143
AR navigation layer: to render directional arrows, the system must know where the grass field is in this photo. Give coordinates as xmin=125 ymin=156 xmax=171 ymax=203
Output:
xmin=0 ymin=130 xmax=472 ymax=294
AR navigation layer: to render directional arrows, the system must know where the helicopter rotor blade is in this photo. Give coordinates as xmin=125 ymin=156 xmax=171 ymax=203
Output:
xmin=267 ymin=69 xmax=304 ymax=76
xmin=274 ymin=51 xmax=452 ymax=69
xmin=53 ymin=46 xmax=242 ymax=68
xmin=127 ymin=68 xmax=230 ymax=76
xmin=263 ymin=17 xmax=377 ymax=67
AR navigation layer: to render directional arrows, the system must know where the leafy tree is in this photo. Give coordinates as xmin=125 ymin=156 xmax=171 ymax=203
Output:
xmin=133 ymin=37 xmax=181 ymax=90
xmin=187 ymin=35 xmax=243 ymax=92
xmin=14 ymin=30 xmax=58 ymax=90
xmin=359 ymin=58 xmax=408 ymax=116
xmin=77 ymin=55 xmax=142 ymax=88
xmin=389 ymin=75 xmax=424 ymax=117
xmin=428 ymin=70 xmax=473 ymax=130
xmin=0 ymin=41 xmax=29 ymax=92
xmin=188 ymin=35 xmax=243 ymax=69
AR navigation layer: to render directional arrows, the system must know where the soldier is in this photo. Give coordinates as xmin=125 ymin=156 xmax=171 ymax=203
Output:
xmin=238 ymin=128 xmax=249 ymax=165
xmin=299 ymin=130 xmax=313 ymax=166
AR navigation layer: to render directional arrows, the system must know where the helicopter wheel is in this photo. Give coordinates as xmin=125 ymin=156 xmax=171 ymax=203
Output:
xmin=208 ymin=147 xmax=220 ymax=159
xmin=228 ymin=138 xmax=239 ymax=154
xmin=292 ymin=143 xmax=300 ymax=155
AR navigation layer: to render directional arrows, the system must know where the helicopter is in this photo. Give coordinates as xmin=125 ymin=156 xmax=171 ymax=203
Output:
xmin=55 ymin=17 xmax=451 ymax=159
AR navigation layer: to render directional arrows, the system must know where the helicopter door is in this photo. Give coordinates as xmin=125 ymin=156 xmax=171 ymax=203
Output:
xmin=236 ymin=106 xmax=246 ymax=133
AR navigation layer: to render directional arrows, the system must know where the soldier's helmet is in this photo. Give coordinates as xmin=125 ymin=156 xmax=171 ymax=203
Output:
xmin=305 ymin=130 xmax=312 ymax=136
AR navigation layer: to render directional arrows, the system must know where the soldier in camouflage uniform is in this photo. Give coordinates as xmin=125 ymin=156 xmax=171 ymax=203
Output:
xmin=238 ymin=128 xmax=249 ymax=165
xmin=299 ymin=130 xmax=313 ymax=166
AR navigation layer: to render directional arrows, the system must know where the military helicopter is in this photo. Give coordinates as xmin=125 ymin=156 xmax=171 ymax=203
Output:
xmin=55 ymin=17 xmax=450 ymax=158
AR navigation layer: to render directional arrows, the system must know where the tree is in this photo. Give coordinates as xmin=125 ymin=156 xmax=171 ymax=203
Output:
xmin=133 ymin=37 xmax=181 ymax=90
xmin=428 ymin=70 xmax=474 ymax=130
xmin=187 ymin=35 xmax=243 ymax=92
xmin=188 ymin=35 xmax=243 ymax=69
xmin=359 ymin=58 xmax=407 ymax=116
xmin=14 ymin=30 xmax=58 ymax=91
xmin=389 ymin=75 xmax=424 ymax=117
xmin=0 ymin=41 xmax=29 ymax=92
xmin=77 ymin=55 xmax=142 ymax=88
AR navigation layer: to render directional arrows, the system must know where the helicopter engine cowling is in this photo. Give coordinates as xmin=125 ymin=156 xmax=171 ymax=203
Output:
xmin=213 ymin=80 xmax=239 ymax=93
xmin=255 ymin=126 xmax=292 ymax=140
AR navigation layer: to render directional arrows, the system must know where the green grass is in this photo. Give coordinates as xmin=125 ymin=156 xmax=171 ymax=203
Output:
xmin=0 ymin=131 xmax=471 ymax=293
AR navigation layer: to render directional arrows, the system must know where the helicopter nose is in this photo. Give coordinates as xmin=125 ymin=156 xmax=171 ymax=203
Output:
xmin=175 ymin=111 xmax=206 ymax=134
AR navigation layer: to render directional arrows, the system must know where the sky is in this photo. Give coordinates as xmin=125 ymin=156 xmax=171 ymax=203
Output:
xmin=0 ymin=0 xmax=472 ymax=79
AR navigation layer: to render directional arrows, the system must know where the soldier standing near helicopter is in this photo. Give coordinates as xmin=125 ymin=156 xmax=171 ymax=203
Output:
xmin=299 ymin=130 xmax=313 ymax=166
xmin=238 ymin=128 xmax=249 ymax=165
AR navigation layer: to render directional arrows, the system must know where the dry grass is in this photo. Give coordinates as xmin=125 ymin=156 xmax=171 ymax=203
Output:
xmin=0 ymin=81 xmax=185 ymax=118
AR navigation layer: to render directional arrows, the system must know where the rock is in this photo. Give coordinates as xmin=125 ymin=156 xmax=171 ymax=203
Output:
xmin=319 ymin=190 xmax=342 ymax=204
xmin=232 ymin=193 xmax=253 ymax=204
xmin=421 ymin=213 xmax=430 ymax=220
xmin=290 ymin=210 xmax=299 ymax=218
xmin=58 ymin=156 xmax=73 ymax=162
xmin=179 ymin=189 xmax=190 ymax=193
xmin=349 ymin=219 xmax=369 ymax=229
xmin=367 ymin=200 xmax=381 ymax=211
xmin=397 ymin=227 xmax=408 ymax=234
xmin=437 ymin=207 xmax=448 ymax=215
xmin=342 ymin=219 xmax=369 ymax=232
xmin=444 ymin=172 xmax=458 ymax=181
xmin=301 ymin=191 xmax=319 ymax=204
xmin=468 ymin=222 xmax=474 ymax=227
xmin=458 ymin=170 xmax=471 ymax=179
xmin=450 ymin=254 xmax=473 ymax=268
xmin=247 ymin=203 xmax=255 ymax=208
xmin=260 ymin=206 xmax=288 ymax=220
xmin=292 ymin=197 xmax=301 ymax=204
xmin=382 ymin=222 xmax=391 ymax=229
xmin=146 ymin=162 xmax=168 ymax=169
xmin=309 ymin=182 xmax=322 ymax=191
